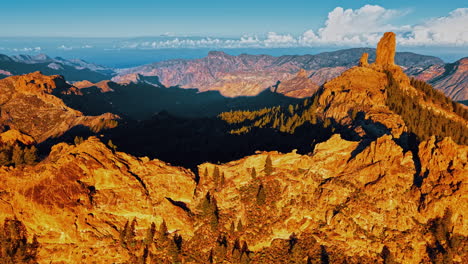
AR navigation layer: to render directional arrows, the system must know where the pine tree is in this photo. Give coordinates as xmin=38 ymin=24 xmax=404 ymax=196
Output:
xmin=0 ymin=151 xmax=10 ymax=166
xmin=107 ymin=140 xmax=117 ymax=151
xmin=220 ymin=172 xmax=226 ymax=187
xmin=230 ymin=221 xmax=236 ymax=233
xmin=264 ymin=155 xmax=273 ymax=175
xmin=208 ymin=249 xmax=214 ymax=263
xmin=232 ymin=239 xmax=242 ymax=261
xmin=240 ymin=241 xmax=251 ymax=263
xmin=119 ymin=220 xmax=130 ymax=248
xmin=11 ymin=145 xmax=24 ymax=166
xmin=74 ymin=136 xmax=84 ymax=145
xmin=251 ymin=167 xmax=257 ymax=179
xmin=237 ymin=219 xmax=243 ymax=232
xmin=256 ymin=184 xmax=266 ymax=205
xmin=288 ymin=233 xmax=298 ymax=253
xmin=173 ymin=233 xmax=183 ymax=251
xmin=213 ymin=166 xmax=220 ymax=186
xmin=23 ymin=146 xmax=37 ymax=165
xmin=144 ymin=222 xmax=156 ymax=245
xmin=158 ymin=219 xmax=168 ymax=239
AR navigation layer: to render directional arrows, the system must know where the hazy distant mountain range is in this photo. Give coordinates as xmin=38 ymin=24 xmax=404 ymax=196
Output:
xmin=0 ymin=53 xmax=113 ymax=82
xmin=0 ymin=48 xmax=467 ymax=101
xmin=116 ymin=48 xmax=466 ymax=101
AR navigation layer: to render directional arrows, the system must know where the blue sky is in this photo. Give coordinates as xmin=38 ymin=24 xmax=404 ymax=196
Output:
xmin=1 ymin=0 xmax=466 ymax=37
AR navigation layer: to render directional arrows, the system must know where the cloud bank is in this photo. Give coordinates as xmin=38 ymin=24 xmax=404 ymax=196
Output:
xmin=116 ymin=5 xmax=468 ymax=49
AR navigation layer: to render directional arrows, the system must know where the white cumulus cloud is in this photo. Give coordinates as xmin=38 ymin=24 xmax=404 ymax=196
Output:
xmin=116 ymin=5 xmax=468 ymax=49
xmin=398 ymin=8 xmax=468 ymax=46
xmin=303 ymin=5 xmax=402 ymax=45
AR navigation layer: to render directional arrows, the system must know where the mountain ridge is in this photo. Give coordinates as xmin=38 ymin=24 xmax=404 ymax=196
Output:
xmin=0 ymin=53 xmax=114 ymax=82
xmin=115 ymin=48 xmax=468 ymax=100
xmin=0 ymin=32 xmax=466 ymax=263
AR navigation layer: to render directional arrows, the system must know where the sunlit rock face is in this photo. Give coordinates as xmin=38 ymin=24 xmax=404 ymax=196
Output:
xmin=0 ymin=32 xmax=466 ymax=263
xmin=0 ymin=72 xmax=118 ymax=142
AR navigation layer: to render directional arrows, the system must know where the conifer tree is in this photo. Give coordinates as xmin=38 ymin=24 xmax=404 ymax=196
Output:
xmin=213 ymin=166 xmax=220 ymax=186
xmin=0 ymin=151 xmax=10 ymax=166
xmin=220 ymin=172 xmax=226 ymax=187
xmin=12 ymin=145 xmax=24 ymax=166
xmin=256 ymin=184 xmax=266 ymax=205
xmin=230 ymin=221 xmax=235 ymax=233
xmin=264 ymin=155 xmax=273 ymax=175
xmin=251 ymin=167 xmax=257 ymax=179
xmin=158 ymin=219 xmax=168 ymax=239
xmin=144 ymin=222 xmax=156 ymax=245
xmin=23 ymin=146 xmax=37 ymax=165
xmin=74 ymin=136 xmax=84 ymax=145
xmin=107 ymin=140 xmax=117 ymax=151
xmin=237 ymin=219 xmax=243 ymax=232
xmin=173 ymin=233 xmax=183 ymax=251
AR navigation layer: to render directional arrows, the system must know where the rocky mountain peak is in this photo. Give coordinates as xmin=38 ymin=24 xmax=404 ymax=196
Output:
xmin=358 ymin=52 xmax=369 ymax=67
xmin=375 ymin=32 xmax=396 ymax=67
xmin=207 ymin=50 xmax=231 ymax=58
xmin=11 ymin=71 xmax=80 ymax=96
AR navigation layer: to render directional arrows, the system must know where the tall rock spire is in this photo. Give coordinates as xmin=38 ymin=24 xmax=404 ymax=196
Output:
xmin=375 ymin=32 xmax=396 ymax=66
xmin=358 ymin=53 xmax=369 ymax=67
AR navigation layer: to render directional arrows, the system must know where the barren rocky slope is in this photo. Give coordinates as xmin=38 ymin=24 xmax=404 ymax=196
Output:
xmin=0 ymin=71 xmax=118 ymax=143
xmin=429 ymin=58 xmax=468 ymax=101
xmin=0 ymin=33 xmax=467 ymax=264
xmin=114 ymin=49 xmax=445 ymax=98
xmin=0 ymin=134 xmax=465 ymax=263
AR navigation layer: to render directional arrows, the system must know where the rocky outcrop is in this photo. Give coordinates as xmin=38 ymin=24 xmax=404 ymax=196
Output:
xmin=0 ymin=72 xmax=119 ymax=142
xmin=418 ymin=136 xmax=468 ymax=234
xmin=0 ymin=131 xmax=465 ymax=263
xmin=358 ymin=52 xmax=369 ymax=67
xmin=73 ymin=80 xmax=94 ymax=89
xmin=375 ymin=32 xmax=396 ymax=67
xmin=317 ymin=63 xmax=407 ymax=138
xmin=74 ymin=79 xmax=115 ymax=92
xmin=0 ymin=129 xmax=35 ymax=145
xmin=314 ymin=32 xmax=468 ymax=143
xmin=0 ymin=137 xmax=196 ymax=263
xmin=0 ymin=32 xmax=466 ymax=263
xmin=274 ymin=69 xmax=319 ymax=98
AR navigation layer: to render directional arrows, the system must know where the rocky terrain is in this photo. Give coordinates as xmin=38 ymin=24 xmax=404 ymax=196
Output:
xmin=415 ymin=58 xmax=468 ymax=101
xmin=113 ymin=49 xmax=444 ymax=97
xmin=3 ymin=49 xmax=465 ymax=101
xmin=0 ymin=133 xmax=466 ymax=263
xmin=0 ymin=71 xmax=118 ymax=143
xmin=0 ymin=33 xmax=467 ymax=263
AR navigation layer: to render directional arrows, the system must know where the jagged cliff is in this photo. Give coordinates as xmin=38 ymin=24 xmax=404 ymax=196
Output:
xmin=0 ymin=137 xmax=197 ymax=263
xmin=0 ymin=33 xmax=467 ymax=264
xmin=0 ymin=134 xmax=465 ymax=263
xmin=0 ymin=72 xmax=119 ymax=143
